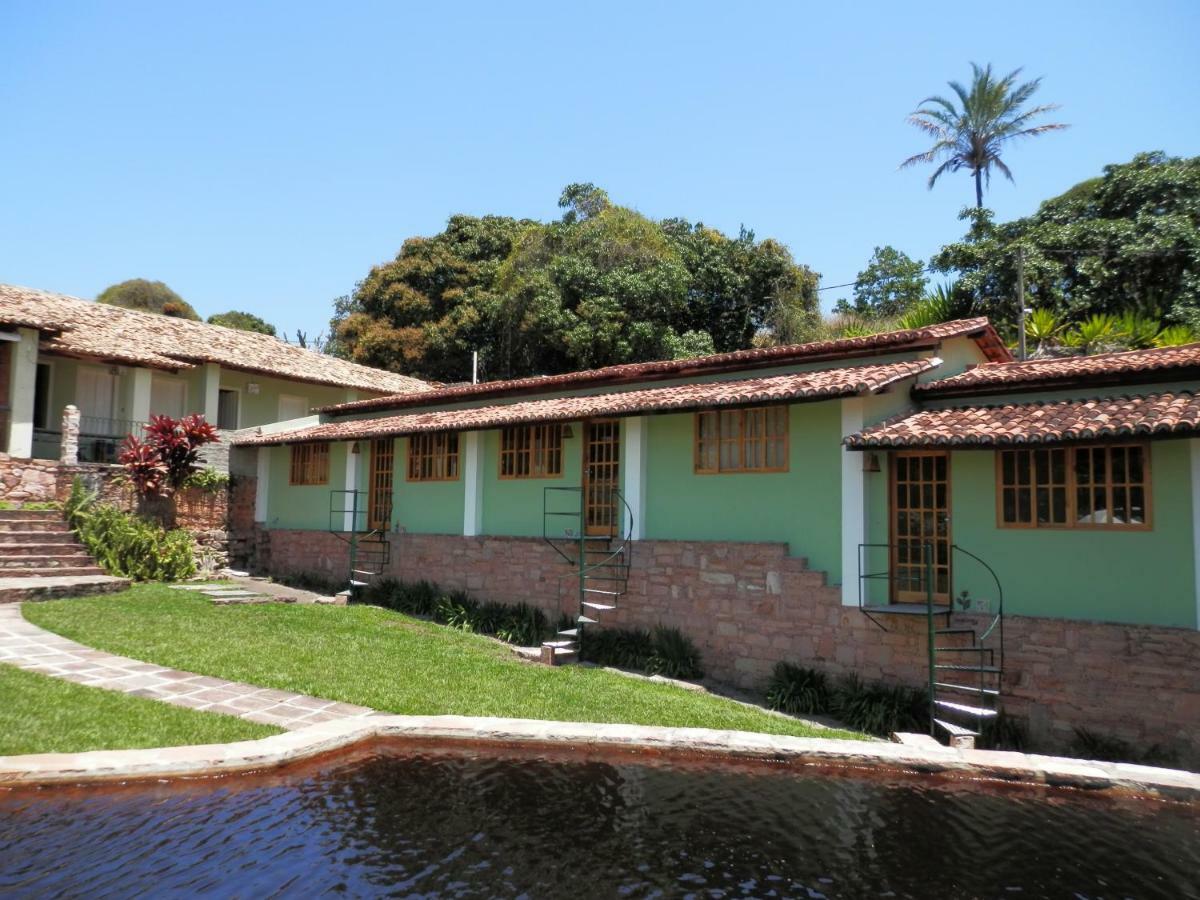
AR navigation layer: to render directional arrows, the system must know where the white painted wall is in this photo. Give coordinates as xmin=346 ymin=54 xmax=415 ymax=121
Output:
xmin=8 ymin=328 xmax=39 ymax=457
xmin=622 ymin=416 xmax=647 ymax=540
xmin=462 ymin=431 xmax=483 ymax=536
xmin=840 ymin=397 xmax=866 ymax=607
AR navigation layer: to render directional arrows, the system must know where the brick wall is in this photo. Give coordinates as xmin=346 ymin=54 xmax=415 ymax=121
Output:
xmin=261 ymin=528 xmax=1200 ymax=764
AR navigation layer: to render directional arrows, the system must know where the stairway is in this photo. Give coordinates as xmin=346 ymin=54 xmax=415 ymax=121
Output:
xmin=540 ymin=487 xmax=633 ymax=666
xmin=931 ymin=624 xmax=1001 ymax=747
xmin=328 ymin=490 xmax=391 ymax=598
xmin=0 ymin=509 xmax=130 ymax=603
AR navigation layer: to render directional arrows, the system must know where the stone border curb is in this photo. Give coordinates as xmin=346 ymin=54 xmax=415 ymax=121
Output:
xmin=1 ymin=715 xmax=1198 ymax=800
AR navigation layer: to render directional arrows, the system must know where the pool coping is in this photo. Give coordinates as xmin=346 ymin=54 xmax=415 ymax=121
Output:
xmin=2 ymin=715 xmax=1198 ymax=800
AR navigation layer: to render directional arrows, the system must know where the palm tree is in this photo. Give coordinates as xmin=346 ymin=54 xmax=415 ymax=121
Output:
xmin=902 ymin=63 xmax=1067 ymax=207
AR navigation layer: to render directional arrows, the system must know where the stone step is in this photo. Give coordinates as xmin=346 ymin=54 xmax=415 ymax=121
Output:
xmin=0 ymin=574 xmax=130 ymax=604
xmin=0 ymin=531 xmax=79 ymax=545
xmin=0 ymin=520 xmax=72 ymax=533
xmin=0 ymin=509 xmax=63 ymax=521
xmin=0 ymin=540 xmax=86 ymax=555
xmin=0 ymin=565 xmax=105 ymax=578
xmin=0 ymin=553 xmax=94 ymax=568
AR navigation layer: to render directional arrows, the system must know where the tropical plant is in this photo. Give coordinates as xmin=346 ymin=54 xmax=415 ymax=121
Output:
xmin=182 ymin=467 xmax=230 ymax=493
xmin=765 ymin=662 xmax=832 ymax=716
xmin=1062 ymin=314 xmax=1122 ymax=354
xmin=120 ymin=414 xmax=220 ymax=498
xmin=1024 ymin=308 xmax=1063 ymax=349
xmin=830 ymin=674 xmax=929 ymax=737
xmin=897 ymin=293 xmax=954 ymax=330
xmin=902 ymin=62 xmax=1067 ymax=207
xmin=1115 ymin=312 xmax=1162 ymax=349
xmin=579 ymin=625 xmax=704 ymax=679
xmin=1153 ymin=324 xmax=1198 ymax=347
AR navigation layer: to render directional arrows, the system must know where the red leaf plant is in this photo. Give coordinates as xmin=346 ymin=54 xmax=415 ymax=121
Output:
xmin=119 ymin=414 xmax=220 ymax=498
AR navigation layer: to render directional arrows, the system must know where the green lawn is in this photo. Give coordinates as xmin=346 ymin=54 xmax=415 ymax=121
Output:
xmin=0 ymin=663 xmax=279 ymax=756
xmin=25 ymin=584 xmax=865 ymax=741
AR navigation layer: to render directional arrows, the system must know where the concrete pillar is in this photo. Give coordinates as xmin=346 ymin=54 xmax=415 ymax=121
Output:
xmin=130 ymin=368 xmax=152 ymax=434
xmin=255 ymin=447 xmax=269 ymax=523
xmin=840 ymin=397 xmax=866 ymax=607
xmin=622 ymin=416 xmax=647 ymax=540
xmin=462 ymin=431 xmax=483 ymax=536
xmin=60 ymin=405 xmax=80 ymax=464
xmin=202 ymin=363 xmax=221 ymax=423
xmin=1191 ymin=439 xmax=1200 ymax=630
xmin=343 ymin=443 xmax=359 ymax=532
xmin=8 ymin=327 xmax=39 ymax=458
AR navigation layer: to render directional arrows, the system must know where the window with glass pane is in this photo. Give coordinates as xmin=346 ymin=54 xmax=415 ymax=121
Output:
xmin=499 ymin=424 xmax=563 ymax=478
xmin=694 ymin=406 xmax=788 ymax=473
xmin=997 ymin=444 xmax=1148 ymax=529
xmin=407 ymin=432 xmax=459 ymax=482
xmin=289 ymin=443 xmax=330 ymax=486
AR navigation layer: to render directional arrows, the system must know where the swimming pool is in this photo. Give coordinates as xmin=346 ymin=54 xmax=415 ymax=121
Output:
xmin=1 ymin=741 xmax=1195 ymax=898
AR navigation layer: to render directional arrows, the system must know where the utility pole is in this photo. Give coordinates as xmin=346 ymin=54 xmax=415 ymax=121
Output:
xmin=1016 ymin=248 xmax=1028 ymax=361
xmin=472 ymin=351 xmax=478 ymax=385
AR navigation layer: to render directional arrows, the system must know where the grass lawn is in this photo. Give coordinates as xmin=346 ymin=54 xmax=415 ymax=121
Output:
xmin=0 ymin=663 xmax=279 ymax=756
xmin=25 ymin=584 xmax=865 ymax=741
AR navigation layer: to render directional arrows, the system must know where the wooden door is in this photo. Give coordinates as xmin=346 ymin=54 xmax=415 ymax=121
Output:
xmin=367 ymin=439 xmax=394 ymax=531
xmin=583 ymin=420 xmax=621 ymax=536
xmin=891 ymin=451 xmax=951 ymax=604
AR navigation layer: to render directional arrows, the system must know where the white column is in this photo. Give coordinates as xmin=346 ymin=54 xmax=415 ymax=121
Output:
xmin=343 ymin=443 xmax=359 ymax=532
xmin=202 ymin=362 xmax=221 ymax=422
xmin=1191 ymin=439 xmax=1200 ymax=630
xmin=8 ymin=327 xmax=39 ymax=458
xmin=462 ymin=431 xmax=483 ymax=536
xmin=840 ymin=397 xmax=866 ymax=607
xmin=622 ymin=416 xmax=647 ymax=540
xmin=254 ymin=447 xmax=270 ymax=523
xmin=130 ymin=367 xmax=152 ymax=431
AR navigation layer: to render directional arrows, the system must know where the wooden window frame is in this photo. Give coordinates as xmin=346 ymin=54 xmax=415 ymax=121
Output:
xmin=498 ymin=424 xmax=564 ymax=480
xmin=406 ymin=432 xmax=460 ymax=482
xmin=289 ymin=442 xmax=330 ymax=486
xmin=693 ymin=406 xmax=789 ymax=475
xmin=995 ymin=442 xmax=1152 ymax=531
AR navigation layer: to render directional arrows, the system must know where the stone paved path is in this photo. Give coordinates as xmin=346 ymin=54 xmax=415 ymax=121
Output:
xmin=0 ymin=606 xmax=377 ymax=730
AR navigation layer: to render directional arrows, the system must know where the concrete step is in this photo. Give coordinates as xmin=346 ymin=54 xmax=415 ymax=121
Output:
xmin=0 ymin=520 xmax=73 ymax=533
xmin=0 ymin=540 xmax=86 ymax=555
xmin=0 ymin=509 xmax=63 ymax=521
xmin=0 ymin=574 xmax=130 ymax=604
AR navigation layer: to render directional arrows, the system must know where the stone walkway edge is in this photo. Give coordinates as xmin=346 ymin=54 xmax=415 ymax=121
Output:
xmin=1 ymin=714 xmax=1198 ymax=799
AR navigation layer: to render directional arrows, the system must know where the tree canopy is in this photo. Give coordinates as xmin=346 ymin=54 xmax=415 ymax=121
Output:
xmin=96 ymin=279 xmax=200 ymax=320
xmin=330 ymin=186 xmax=819 ymax=381
xmin=835 ymin=246 xmax=928 ymax=318
xmin=207 ymin=310 xmax=276 ymax=335
xmin=931 ymin=152 xmax=1200 ymax=328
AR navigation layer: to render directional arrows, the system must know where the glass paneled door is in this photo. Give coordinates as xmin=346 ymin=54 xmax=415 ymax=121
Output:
xmin=583 ymin=420 xmax=620 ymax=536
xmin=367 ymin=439 xmax=394 ymax=531
xmin=891 ymin=451 xmax=951 ymax=603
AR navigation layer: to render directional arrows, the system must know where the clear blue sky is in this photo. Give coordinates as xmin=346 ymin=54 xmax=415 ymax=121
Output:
xmin=2 ymin=1 xmax=1197 ymax=344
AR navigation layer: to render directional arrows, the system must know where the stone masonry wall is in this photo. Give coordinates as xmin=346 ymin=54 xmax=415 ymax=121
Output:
xmin=261 ymin=528 xmax=1200 ymax=764
xmin=0 ymin=453 xmax=60 ymax=502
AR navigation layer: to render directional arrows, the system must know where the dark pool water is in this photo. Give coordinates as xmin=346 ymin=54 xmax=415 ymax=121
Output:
xmin=1 ymin=743 xmax=1197 ymax=899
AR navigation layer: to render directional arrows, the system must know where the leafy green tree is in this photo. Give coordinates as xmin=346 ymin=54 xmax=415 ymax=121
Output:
xmin=97 ymin=279 xmax=200 ymax=320
xmin=330 ymin=187 xmax=818 ymax=380
xmin=931 ymin=152 xmax=1200 ymax=327
xmin=902 ymin=63 xmax=1067 ymax=207
xmin=207 ymin=310 xmax=276 ymax=335
xmin=835 ymin=246 xmax=927 ymax=318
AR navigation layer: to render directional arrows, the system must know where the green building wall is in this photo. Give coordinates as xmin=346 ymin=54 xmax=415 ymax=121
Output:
xmin=480 ymin=428 xmax=584 ymax=536
xmin=392 ymin=437 xmax=465 ymax=535
xmin=642 ymin=403 xmax=844 ymax=580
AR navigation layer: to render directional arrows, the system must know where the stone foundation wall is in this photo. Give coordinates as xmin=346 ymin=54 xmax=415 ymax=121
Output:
xmin=261 ymin=528 xmax=1200 ymax=764
xmin=0 ymin=454 xmax=60 ymax=502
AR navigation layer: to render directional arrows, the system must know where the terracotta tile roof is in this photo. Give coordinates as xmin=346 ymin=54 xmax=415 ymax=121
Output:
xmin=237 ymin=358 xmax=938 ymax=446
xmin=318 ymin=317 xmax=1008 ymax=415
xmin=845 ymin=392 xmax=1200 ymax=449
xmin=0 ymin=284 xmax=430 ymax=395
xmin=914 ymin=344 xmax=1200 ymax=398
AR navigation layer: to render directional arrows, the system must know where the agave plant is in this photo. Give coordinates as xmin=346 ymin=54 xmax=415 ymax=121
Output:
xmin=1116 ymin=312 xmax=1163 ymax=350
xmin=1153 ymin=325 xmax=1198 ymax=347
xmin=1023 ymin=308 xmax=1062 ymax=349
xmin=1062 ymin=314 xmax=1122 ymax=355
xmin=897 ymin=293 xmax=953 ymax=330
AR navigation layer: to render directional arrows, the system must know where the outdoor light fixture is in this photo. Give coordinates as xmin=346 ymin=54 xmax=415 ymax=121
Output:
xmin=350 ymin=441 xmax=361 ymax=455
xmin=562 ymin=425 xmax=574 ymax=439
xmin=862 ymin=452 xmax=881 ymax=473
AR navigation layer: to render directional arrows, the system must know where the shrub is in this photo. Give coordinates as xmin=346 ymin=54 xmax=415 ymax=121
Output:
xmin=980 ymin=709 xmax=1029 ymax=751
xmin=64 ymin=477 xmax=195 ymax=581
xmin=275 ymin=570 xmax=347 ymax=596
xmin=1065 ymin=727 xmax=1179 ymax=767
xmin=120 ymin=414 xmax=219 ymax=498
xmin=183 ymin=467 xmax=230 ymax=493
xmin=580 ymin=625 xmax=704 ymax=680
xmin=765 ymin=662 xmax=833 ymax=716
xmin=830 ymin=674 xmax=929 ymax=737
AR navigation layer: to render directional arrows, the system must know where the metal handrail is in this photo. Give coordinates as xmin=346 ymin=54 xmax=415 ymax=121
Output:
xmin=576 ymin=488 xmax=634 ymax=581
xmin=951 ymin=543 xmax=1005 ymax=677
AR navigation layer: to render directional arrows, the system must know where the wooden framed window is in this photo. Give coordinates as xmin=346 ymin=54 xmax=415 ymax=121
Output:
xmin=499 ymin=424 xmax=563 ymax=478
xmin=694 ymin=406 xmax=788 ymax=474
xmin=407 ymin=432 xmax=460 ymax=482
xmin=997 ymin=443 xmax=1150 ymax=529
xmin=289 ymin=442 xmax=330 ymax=486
